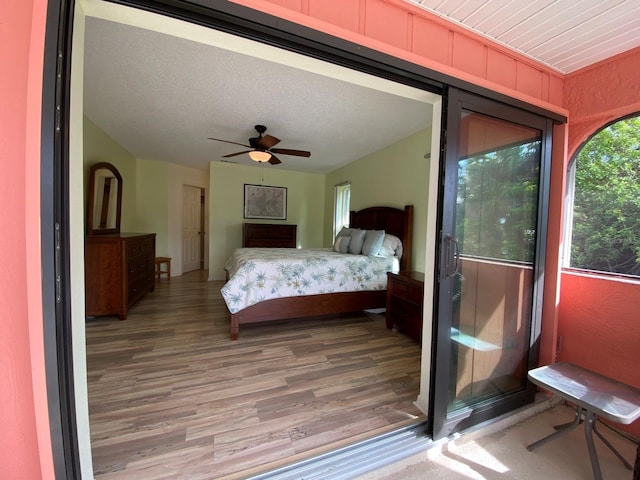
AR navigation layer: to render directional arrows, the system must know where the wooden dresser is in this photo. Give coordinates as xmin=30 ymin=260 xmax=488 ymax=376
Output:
xmin=386 ymin=271 xmax=425 ymax=342
xmin=242 ymin=223 xmax=297 ymax=248
xmin=85 ymin=233 xmax=156 ymax=320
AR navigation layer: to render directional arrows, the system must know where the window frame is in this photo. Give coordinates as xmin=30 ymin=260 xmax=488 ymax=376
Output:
xmin=333 ymin=182 xmax=351 ymax=239
xmin=562 ymin=112 xmax=640 ymax=279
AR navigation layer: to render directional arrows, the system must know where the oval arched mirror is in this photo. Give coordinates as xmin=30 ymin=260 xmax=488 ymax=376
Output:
xmin=86 ymin=162 xmax=122 ymax=235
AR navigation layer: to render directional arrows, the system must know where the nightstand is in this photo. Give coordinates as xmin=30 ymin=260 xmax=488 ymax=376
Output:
xmin=386 ymin=271 xmax=425 ymax=342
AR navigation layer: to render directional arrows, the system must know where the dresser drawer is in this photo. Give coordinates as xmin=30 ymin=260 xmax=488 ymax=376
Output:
xmin=127 ymin=251 xmax=154 ymax=280
xmin=128 ymin=275 xmax=149 ymax=304
xmin=124 ymin=238 xmax=143 ymax=257
xmin=388 ymin=279 xmax=423 ymax=304
xmin=141 ymin=235 xmax=155 ymax=253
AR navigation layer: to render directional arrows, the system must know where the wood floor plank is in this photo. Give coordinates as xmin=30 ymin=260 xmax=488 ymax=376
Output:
xmin=86 ymin=270 xmax=424 ymax=478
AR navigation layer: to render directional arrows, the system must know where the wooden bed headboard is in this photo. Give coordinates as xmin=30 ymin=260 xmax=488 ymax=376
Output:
xmin=349 ymin=205 xmax=413 ymax=272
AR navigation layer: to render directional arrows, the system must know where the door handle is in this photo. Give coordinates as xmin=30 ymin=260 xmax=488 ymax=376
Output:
xmin=443 ymin=235 xmax=460 ymax=278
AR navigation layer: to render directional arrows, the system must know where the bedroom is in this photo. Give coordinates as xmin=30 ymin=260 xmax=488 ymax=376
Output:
xmin=78 ymin=0 xmax=440 ymax=476
xmin=71 ymin=2 xmax=563 ymax=476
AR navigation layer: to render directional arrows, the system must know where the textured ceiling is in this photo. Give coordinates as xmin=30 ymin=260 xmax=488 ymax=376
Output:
xmin=404 ymin=0 xmax=640 ymax=73
xmin=83 ymin=13 xmax=435 ymax=173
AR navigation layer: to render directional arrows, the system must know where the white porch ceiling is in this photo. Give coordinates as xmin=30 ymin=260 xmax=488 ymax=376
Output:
xmin=404 ymin=0 xmax=640 ymax=74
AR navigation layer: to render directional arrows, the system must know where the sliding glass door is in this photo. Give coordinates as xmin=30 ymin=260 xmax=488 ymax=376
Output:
xmin=432 ymin=88 xmax=552 ymax=439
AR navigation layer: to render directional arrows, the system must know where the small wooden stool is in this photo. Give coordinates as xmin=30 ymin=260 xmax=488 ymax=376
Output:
xmin=155 ymin=257 xmax=171 ymax=281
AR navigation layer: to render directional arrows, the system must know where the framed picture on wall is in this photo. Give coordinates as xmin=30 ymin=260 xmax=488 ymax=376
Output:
xmin=244 ymin=184 xmax=287 ymax=220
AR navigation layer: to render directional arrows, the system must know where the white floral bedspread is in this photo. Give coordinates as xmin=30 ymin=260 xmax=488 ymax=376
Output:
xmin=221 ymin=248 xmax=399 ymax=313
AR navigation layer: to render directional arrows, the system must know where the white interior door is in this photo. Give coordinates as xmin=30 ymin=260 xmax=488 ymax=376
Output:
xmin=182 ymin=185 xmax=202 ymax=273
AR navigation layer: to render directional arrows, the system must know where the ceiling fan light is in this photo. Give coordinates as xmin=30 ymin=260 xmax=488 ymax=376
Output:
xmin=248 ymin=150 xmax=271 ymax=163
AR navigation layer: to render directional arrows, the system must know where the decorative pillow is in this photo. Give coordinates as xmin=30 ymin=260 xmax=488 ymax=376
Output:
xmin=348 ymin=229 xmax=366 ymax=254
xmin=377 ymin=234 xmax=403 ymax=259
xmin=333 ymin=235 xmax=351 ymax=253
xmin=362 ymin=230 xmax=385 ymax=256
xmin=336 ymin=227 xmax=353 ymax=238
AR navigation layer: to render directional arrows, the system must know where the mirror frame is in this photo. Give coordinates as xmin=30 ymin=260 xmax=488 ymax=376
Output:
xmin=86 ymin=162 xmax=123 ymax=235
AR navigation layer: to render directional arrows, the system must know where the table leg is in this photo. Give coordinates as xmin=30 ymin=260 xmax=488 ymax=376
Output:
xmin=584 ymin=411 xmax=603 ymax=480
xmin=527 ymin=406 xmax=584 ymax=451
xmin=592 ymin=421 xmax=633 ymax=469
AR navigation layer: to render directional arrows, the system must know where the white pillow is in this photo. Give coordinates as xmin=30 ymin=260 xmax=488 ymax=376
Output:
xmin=377 ymin=234 xmax=403 ymax=259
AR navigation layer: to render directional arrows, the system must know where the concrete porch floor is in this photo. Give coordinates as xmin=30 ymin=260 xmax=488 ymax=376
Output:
xmin=366 ymin=402 xmax=638 ymax=480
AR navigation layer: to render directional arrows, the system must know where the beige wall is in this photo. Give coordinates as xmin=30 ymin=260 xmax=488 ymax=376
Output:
xmin=83 ymin=118 xmax=210 ymax=275
xmin=83 ymin=116 xmax=138 ymax=231
xmin=324 ymin=128 xmax=433 ymax=273
xmin=209 ymin=161 xmax=326 ymax=280
xmin=136 ymin=160 xmax=210 ymax=273
xmin=136 ymin=159 xmax=169 ymax=255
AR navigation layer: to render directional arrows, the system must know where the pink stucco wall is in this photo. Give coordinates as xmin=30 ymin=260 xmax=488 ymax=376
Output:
xmin=559 ymin=47 xmax=640 ymax=437
xmin=558 ymin=272 xmax=640 ymax=437
xmin=564 ymin=47 xmax=640 ymax=157
xmin=1 ymin=0 xmax=54 ymax=478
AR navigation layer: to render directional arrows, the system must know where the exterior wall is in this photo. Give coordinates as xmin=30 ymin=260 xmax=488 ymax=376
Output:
xmin=564 ymin=47 xmax=640 ymax=157
xmin=539 ymin=122 xmax=567 ymax=366
xmin=559 ymin=47 xmax=640 ymax=437
xmin=558 ymin=272 xmax=640 ymax=437
xmin=231 ymin=0 xmax=565 ymax=111
xmin=1 ymin=0 xmax=54 ymax=478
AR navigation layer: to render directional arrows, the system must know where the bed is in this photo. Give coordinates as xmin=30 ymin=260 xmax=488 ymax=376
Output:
xmin=222 ymin=205 xmax=413 ymax=340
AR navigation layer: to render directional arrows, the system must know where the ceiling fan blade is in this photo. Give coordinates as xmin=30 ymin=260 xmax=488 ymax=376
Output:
xmin=222 ymin=150 xmax=253 ymax=158
xmin=259 ymin=134 xmax=280 ymax=150
xmin=268 ymin=154 xmax=282 ymax=165
xmin=270 ymin=148 xmax=311 ymax=157
xmin=208 ymin=138 xmax=252 ymax=148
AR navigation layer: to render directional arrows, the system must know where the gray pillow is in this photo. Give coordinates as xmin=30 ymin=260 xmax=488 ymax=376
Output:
xmin=333 ymin=235 xmax=351 ymax=253
xmin=348 ymin=229 xmax=366 ymax=254
xmin=336 ymin=227 xmax=353 ymax=237
xmin=362 ymin=230 xmax=385 ymax=256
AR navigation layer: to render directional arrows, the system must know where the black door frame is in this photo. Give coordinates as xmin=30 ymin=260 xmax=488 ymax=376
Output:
xmin=431 ymin=87 xmax=554 ymax=439
xmin=41 ymin=1 xmax=565 ymax=477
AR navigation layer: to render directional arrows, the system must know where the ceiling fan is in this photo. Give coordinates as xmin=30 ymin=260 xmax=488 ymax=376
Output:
xmin=208 ymin=125 xmax=311 ymax=165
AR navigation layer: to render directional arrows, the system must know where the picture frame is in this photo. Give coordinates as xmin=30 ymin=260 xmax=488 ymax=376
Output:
xmin=243 ymin=184 xmax=287 ymax=220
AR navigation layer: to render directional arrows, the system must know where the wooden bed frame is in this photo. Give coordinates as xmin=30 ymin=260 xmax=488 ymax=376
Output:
xmin=228 ymin=205 xmax=414 ymax=340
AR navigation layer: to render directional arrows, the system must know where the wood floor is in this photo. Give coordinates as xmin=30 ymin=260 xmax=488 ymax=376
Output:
xmin=86 ymin=270 xmax=424 ymax=479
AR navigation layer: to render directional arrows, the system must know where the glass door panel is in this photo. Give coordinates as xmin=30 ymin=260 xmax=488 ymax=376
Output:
xmin=450 ymin=110 xmax=540 ymax=413
xmin=432 ymin=88 xmax=552 ymax=439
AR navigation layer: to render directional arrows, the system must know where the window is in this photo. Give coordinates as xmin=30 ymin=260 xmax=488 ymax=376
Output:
xmin=564 ymin=115 xmax=640 ymax=277
xmin=334 ymin=182 xmax=351 ymax=238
